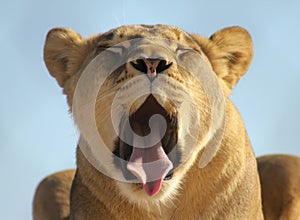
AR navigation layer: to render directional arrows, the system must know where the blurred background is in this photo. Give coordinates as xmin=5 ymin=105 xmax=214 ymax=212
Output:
xmin=1 ymin=0 xmax=299 ymax=219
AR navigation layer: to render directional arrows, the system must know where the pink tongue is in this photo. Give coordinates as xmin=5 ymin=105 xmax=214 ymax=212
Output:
xmin=127 ymin=132 xmax=173 ymax=196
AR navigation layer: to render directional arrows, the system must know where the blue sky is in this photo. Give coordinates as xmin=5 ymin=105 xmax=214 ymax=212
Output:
xmin=1 ymin=0 xmax=300 ymax=219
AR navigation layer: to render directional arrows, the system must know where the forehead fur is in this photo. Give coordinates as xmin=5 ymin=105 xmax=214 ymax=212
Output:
xmin=110 ymin=24 xmax=184 ymax=38
xmin=97 ymin=24 xmax=197 ymax=46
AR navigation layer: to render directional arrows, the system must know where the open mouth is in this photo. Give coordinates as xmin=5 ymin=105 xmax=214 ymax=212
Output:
xmin=113 ymin=95 xmax=181 ymax=196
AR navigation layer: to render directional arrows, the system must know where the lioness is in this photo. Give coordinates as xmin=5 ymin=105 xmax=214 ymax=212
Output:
xmin=33 ymin=24 xmax=300 ymax=219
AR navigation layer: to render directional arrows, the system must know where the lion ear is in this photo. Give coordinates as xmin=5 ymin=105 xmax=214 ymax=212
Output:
xmin=44 ymin=28 xmax=87 ymax=87
xmin=191 ymin=26 xmax=253 ymax=91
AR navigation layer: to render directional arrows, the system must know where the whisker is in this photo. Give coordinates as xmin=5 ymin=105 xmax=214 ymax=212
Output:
xmin=96 ymin=90 xmax=118 ymax=103
xmin=113 ymin=14 xmax=122 ymax=27
xmin=122 ymin=0 xmax=126 ymax=25
xmin=95 ymin=105 xmax=124 ymax=126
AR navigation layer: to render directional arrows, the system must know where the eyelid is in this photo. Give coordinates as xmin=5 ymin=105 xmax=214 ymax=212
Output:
xmin=97 ymin=45 xmax=109 ymax=49
xmin=98 ymin=45 xmax=126 ymax=54
xmin=96 ymin=45 xmax=126 ymax=56
xmin=96 ymin=44 xmax=110 ymax=53
xmin=176 ymin=47 xmax=193 ymax=52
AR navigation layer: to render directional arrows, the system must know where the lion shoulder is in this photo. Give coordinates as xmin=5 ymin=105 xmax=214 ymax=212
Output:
xmin=33 ymin=169 xmax=75 ymax=220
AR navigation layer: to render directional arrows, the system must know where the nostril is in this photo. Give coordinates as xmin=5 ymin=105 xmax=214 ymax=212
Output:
xmin=130 ymin=59 xmax=172 ymax=74
xmin=156 ymin=60 xmax=172 ymax=73
xmin=130 ymin=59 xmax=147 ymax=73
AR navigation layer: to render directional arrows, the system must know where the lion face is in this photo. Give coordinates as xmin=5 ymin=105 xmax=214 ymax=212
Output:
xmin=44 ymin=24 xmax=253 ymax=203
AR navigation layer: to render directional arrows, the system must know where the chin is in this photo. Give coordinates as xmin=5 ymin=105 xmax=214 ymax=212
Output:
xmin=115 ymin=173 xmax=183 ymax=205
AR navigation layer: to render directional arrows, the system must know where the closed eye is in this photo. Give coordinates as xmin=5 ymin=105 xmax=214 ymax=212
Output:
xmin=96 ymin=44 xmax=110 ymax=53
xmin=107 ymin=45 xmax=126 ymax=54
xmin=176 ymin=47 xmax=194 ymax=53
xmin=176 ymin=47 xmax=199 ymax=60
xmin=96 ymin=45 xmax=126 ymax=54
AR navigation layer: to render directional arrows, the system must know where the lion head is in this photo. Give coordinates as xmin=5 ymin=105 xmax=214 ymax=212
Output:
xmin=44 ymin=24 xmax=253 ymax=203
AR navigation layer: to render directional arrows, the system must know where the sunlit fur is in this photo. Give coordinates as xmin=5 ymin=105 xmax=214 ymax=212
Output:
xmin=36 ymin=24 xmax=260 ymax=219
xmin=34 ymin=24 xmax=300 ymax=220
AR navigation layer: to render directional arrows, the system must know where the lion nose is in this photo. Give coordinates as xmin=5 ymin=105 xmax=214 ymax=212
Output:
xmin=131 ymin=58 xmax=172 ymax=80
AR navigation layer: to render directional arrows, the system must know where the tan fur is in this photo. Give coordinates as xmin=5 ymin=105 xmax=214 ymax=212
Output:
xmin=33 ymin=170 xmax=75 ymax=220
xmin=33 ymin=24 xmax=299 ymax=219
xmin=258 ymin=154 xmax=300 ymax=220
xmin=191 ymin=26 xmax=253 ymax=93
